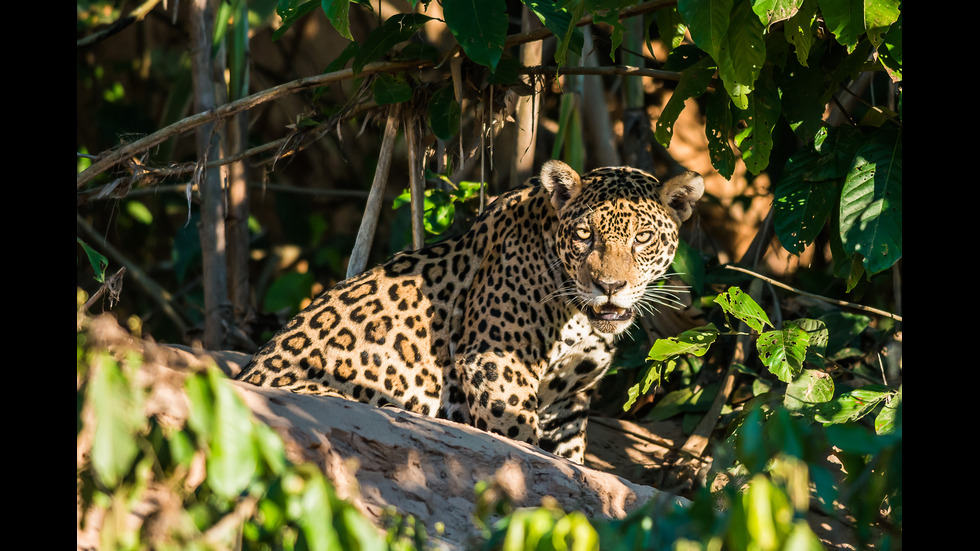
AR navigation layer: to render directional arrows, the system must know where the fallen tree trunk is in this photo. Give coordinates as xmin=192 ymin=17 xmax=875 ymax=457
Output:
xmin=96 ymin=334 xmax=686 ymax=549
xmin=229 ymin=379 xmax=686 ymax=548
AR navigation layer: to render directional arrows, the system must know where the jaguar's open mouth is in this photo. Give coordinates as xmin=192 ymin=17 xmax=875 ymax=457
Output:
xmin=585 ymin=303 xmax=635 ymax=322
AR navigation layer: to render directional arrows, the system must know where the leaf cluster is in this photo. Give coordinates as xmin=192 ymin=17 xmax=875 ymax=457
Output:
xmin=76 ymin=313 xmax=419 ymax=550
xmin=619 ymin=284 xmax=901 ymax=548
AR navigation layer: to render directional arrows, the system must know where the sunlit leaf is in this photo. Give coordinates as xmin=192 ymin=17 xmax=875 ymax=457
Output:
xmin=839 ymin=128 xmax=902 ymax=275
xmin=705 ymin=89 xmax=736 ymax=179
xmin=89 ymin=354 xmax=143 ymax=488
xmin=815 ymin=385 xmax=892 ymax=425
xmin=758 ymin=325 xmax=809 ymax=382
xmin=715 ymin=287 xmax=771 ymax=333
xmin=206 ymin=367 xmax=258 ymax=500
xmin=654 ymin=56 xmax=716 ymax=148
xmin=784 ymin=369 xmax=834 ymax=411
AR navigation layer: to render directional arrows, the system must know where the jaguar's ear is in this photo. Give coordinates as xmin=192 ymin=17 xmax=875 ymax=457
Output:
xmin=539 ymin=160 xmax=582 ymax=211
xmin=660 ymin=171 xmax=704 ymax=222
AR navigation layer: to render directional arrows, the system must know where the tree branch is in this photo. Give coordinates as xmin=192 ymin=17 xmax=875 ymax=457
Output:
xmin=725 ymin=265 xmax=903 ymax=322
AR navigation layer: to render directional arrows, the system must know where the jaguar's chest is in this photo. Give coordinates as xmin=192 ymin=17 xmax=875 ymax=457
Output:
xmin=537 ymin=311 xmax=616 ymax=409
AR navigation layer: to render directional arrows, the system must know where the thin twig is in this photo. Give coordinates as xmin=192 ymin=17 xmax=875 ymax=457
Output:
xmin=520 ymin=65 xmax=683 ymax=83
xmin=77 ymin=214 xmax=188 ymax=334
xmin=80 ymin=267 xmax=128 ymax=316
xmin=725 ymin=265 xmax=903 ymax=322
xmin=76 ymin=59 xmax=433 ymax=189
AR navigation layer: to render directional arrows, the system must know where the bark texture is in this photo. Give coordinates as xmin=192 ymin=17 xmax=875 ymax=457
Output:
xmin=230 ymin=380 xmax=686 ymax=548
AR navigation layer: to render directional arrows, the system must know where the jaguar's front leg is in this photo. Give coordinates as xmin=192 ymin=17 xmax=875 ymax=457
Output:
xmin=458 ymin=352 xmax=541 ymax=447
xmin=538 ymin=391 xmax=592 ymax=463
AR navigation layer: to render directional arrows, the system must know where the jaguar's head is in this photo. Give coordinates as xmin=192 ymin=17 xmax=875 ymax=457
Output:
xmin=541 ymin=160 xmax=704 ymax=335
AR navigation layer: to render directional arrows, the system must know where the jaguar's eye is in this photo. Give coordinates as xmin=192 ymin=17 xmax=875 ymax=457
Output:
xmin=574 ymin=227 xmax=592 ymax=241
xmin=634 ymin=231 xmax=653 ymax=244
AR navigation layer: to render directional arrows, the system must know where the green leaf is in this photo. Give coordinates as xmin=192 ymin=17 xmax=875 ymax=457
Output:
xmin=820 ymin=0 xmax=901 ymax=52
xmin=783 ymin=369 xmax=834 ymax=411
xmin=670 ymin=237 xmax=706 ymax=294
xmin=734 ymin=68 xmax=780 ymax=174
xmin=321 ymin=0 xmax=353 ymax=41
xmin=264 ymin=270 xmax=315 ymax=315
xmin=78 ymin=238 xmax=109 ymax=283
xmin=787 ymin=318 xmax=828 ymax=369
xmin=206 ymin=367 xmax=258 ymax=500
xmin=678 ymin=0 xmax=732 ymax=61
xmin=757 ymin=325 xmax=809 ymax=382
xmin=352 ymin=13 xmax=434 ymax=74
xmin=784 ymin=0 xmax=818 ymax=65
xmin=839 ymin=128 xmax=902 ymax=275
xmin=715 ymin=286 xmax=771 ymax=333
xmin=428 ymin=84 xmax=461 ymax=141
xmin=775 ymin=60 xmax=826 ymax=140
xmin=89 ymin=354 xmax=143 ymax=488
xmin=656 ymin=6 xmax=687 ymax=52
xmin=874 ymin=385 xmax=901 ymax=435
xmin=125 ymin=201 xmax=153 ymax=225
xmin=371 ymin=73 xmax=412 ymax=105
xmin=716 ymin=0 xmax=766 ymax=110
xmin=443 ymin=0 xmax=508 ymax=70
xmin=814 ymin=385 xmax=892 ymax=425
xmin=878 ymin=13 xmax=902 ymax=81
xmin=705 ymin=89 xmax=736 ymax=179
xmin=273 ymin=0 xmax=320 ymax=40
xmin=743 ymin=475 xmax=794 ymax=547
xmin=773 ymin=163 xmax=837 ymax=255
xmin=751 ymin=0 xmax=805 ymax=28
xmin=523 ymin=0 xmax=584 ymax=63
xmin=647 ymin=324 xmax=719 ymax=361
xmin=654 ymin=56 xmax=716 ymax=148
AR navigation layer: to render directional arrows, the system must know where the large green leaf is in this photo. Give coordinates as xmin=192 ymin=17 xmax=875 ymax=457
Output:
xmin=784 ymin=369 xmax=835 ymax=410
xmin=751 ymin=0 xmax=804 ymax=27
xmin=757 ymin=325 xmax=809 ymax=383
xmin=783 ymin=0 xmax=818 ymax=66
xmin=442 ymin=0 xmax=508 ymax=70
xmin=839 ymin=129 xmax=902 ymax=275
xmin=734 ymin=68 xmax=781 ymax=174
xmin=273 ymin=0 xmax=320 ymax=40
xmin=774 ymin=152 xmax=837 ymax=255
xmin=89 ymin=354 xmax=143 ymax=487
xmin=820 ymin=0 xmax=901 ymax=52
xmin=715 ymin=286 xmax=772 ymax=333
xmin=647 ymin=324 xmax=719 ymax=361
xmin=716 ymin=0 xmax=766 ymax=109
xmin=776 ymin=59 xmax=825 ymax=140
xmin=678 ymin=0 xmax=732 ymax=61
xmin=705 ymin=89 xmax=736 ymax=179
xmin=654 ymin=56 xmax=716 ymax=148
xmin=522 ymin=0 xmax=584 ymax=63
xmin=206 ymin=367 xmax=259 ymax=500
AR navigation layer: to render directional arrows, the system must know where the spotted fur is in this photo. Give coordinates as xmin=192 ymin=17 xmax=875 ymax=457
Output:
xmin=237 ymin=161 xmax=703 ymax=463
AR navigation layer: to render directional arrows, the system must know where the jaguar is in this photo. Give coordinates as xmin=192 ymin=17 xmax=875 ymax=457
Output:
xmin=237 ymin=160 xmax=704 ymax=463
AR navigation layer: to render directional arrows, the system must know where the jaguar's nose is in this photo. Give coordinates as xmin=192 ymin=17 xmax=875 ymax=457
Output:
xmin=593 ymin=278 xmax=626 ymax=297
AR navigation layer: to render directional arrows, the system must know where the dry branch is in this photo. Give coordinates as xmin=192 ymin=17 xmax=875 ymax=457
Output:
xmin=347 ymin=103 xmax=402 ymax=278
xmin=76 ymin=59 xmax=433 ymax=190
